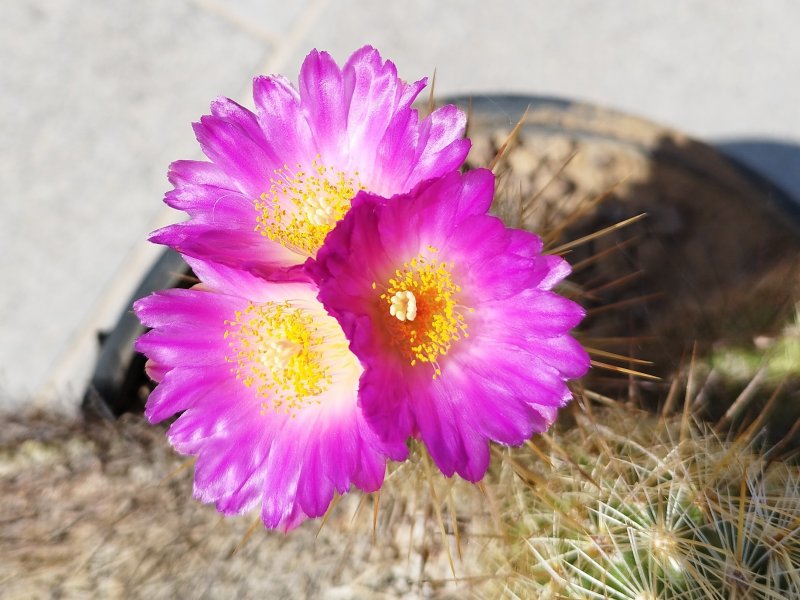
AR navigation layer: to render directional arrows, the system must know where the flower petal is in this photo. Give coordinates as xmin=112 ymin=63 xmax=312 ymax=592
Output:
xmin=253 ymin=74 xmax=314 ymax=162
xmin=342 ymin=45 xmax=401 ymax=170
xmin=298 ymin=49 xmax=347 ymax=162
xmin=193 ymin=114 xmax=274 ymax=196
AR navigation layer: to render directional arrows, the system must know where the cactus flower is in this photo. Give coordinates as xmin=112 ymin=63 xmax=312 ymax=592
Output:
xmin=151 ymin=45 xmax=470 ymax=281
xmin=134 ymin=258 xmax=406 ymax=530
xmin=310 ymin=170 xmax=590 ymax=482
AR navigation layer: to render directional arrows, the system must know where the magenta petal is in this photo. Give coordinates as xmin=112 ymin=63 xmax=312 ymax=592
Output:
xmin=299 ymin=50 xmax=347 ymax=161
xmin=296 ymin=438 xmax=335 ymax=518
xmin=252 ymin=74 xmax=314 ymax=161
xmin=210 ymin=96 xmax=273 ymax=159
xmin=352 ymin=416 xmax=406 ymax=490
xmin=184 ymin=255 xmax=309 ymax=300
xmin=168 ymin=160 xmax=230 ymax=188
xmin=396 ymin=76 xmax=427 ymax=109
xmin=479 ymin=289 xmax=586 ymax=336
xmin=537 ymin=254 xmax=573 ymax=290
xmin=499 ymin=334 xmax=590 ymax=380
xmin=312 ymin=192 xmax=392 ymax=296
xmin=260 ymin=434 xmax=304 ymax=529
xmin=134 ymin=288 xmax=237 ymax=329
xmin=409 ymin=104 xmax=470 ymax=182
xmin=453 ymin=423 xmax=491 ymax=482
xmin=454 ymin=356 xmax=547 ymax=441
xmin=150 ymin=222 xmax=303 ymax=280
xmin=317 ymin=417 xmax=358 ymax=494
xmin=144 ymin=360 xmax=169 ymax=383
xmin=144 ymin=366 xmax=228 ymax=423
xmin=193 ymin=421 xmax=274 ymax=514
xmin=357 ymin=357 xmax=417 ymax=445
xmin=193 ymin=115 xmax=272 ymax=196
xmin=451 ymin=371 xmax=542 ymax=445
xmin=167 ymin=402 xmax=234 ymax=455
xmin=410 ymin=380 xmax=491 ymax=482
xmin=162 ymin=185 xmax=249 ymax=221
xmin=469 ymin=250 xmax=542 ymax=301
xmin=137 ymin=328 xmax=223 ymax=368
xmin=376 ymin=170 xmax=495 ymax=256
xmin=372 ymin=107 xmax=420 ymax=191
xmin=440 ymin=213 xmax=507 ymax=260
xmin=505 ymin=227 xmax=544 ymax=259
xmin=342 ymin=45 xmax=400 ymax=168
xmin=413 ymin=388 xmax=465 ymax=477
xmin=351 ymin=452 xmax=387 ymax=492
xmin=467 ymin=339 xmax=574 ymax=406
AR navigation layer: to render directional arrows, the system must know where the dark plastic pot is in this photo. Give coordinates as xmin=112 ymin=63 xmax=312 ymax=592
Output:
xmin=82 ymin=95 xmax=800 ymax=419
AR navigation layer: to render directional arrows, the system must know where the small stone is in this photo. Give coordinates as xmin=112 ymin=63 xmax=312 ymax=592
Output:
xmin=465 ymin=134 xmax=493 ymax=168
xmin=322 ymin=585 xmax=357 ymax=600
xmin=491 ymin=128 xmax=512 ymax=150
xmin=507 ymin=146 xmax=539 ymax=177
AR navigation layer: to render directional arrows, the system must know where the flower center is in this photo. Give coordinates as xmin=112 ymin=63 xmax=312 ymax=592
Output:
xmin=224 ymin=301 xmax=332 ymax=415
xmin=376 ymin=247 xmax=470 ymax=378
xmin=254 ymin=156 xmax=364 ymax=257
xmin=389 ymin=290 xmax=417 ymax=322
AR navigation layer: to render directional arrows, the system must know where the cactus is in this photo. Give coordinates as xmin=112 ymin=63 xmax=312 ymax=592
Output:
xmin=475 ymin=400 xmax=800 ymax=599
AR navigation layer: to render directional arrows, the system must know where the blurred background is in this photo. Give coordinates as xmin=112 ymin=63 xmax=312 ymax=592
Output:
xmin=3 ymin=0 xmax=800 ymax=414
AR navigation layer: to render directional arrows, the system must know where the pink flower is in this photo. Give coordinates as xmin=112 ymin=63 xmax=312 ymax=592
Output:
xmin=134 ymin=258 xmax=406 ymax=530
xmin=151 ymin=46 xmax=470 ymax=280
xmin=309 ymin=170 xmax=589 ymax=482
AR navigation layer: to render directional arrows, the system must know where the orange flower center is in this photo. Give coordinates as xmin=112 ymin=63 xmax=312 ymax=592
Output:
xmin=375 ymin=247 xmax=471 ymax=378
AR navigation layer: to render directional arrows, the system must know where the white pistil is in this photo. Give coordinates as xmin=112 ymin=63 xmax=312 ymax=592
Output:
xmin=389 ymin=290 xmax=417 ymax=322
xmin=258 ymin=339 xmax=300 ymax=370
xmin=303 ymin=197 xmax=337 ymax=227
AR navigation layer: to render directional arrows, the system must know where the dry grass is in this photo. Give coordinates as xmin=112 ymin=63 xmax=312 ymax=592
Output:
xmin=0 ymin=413 xmax=479 ymax=599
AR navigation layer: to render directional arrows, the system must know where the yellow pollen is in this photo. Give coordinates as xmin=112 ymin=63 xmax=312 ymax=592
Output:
xmin=376 ymin=249 xmax=469 ymax=378
xmin=224 ymin=301 xmax=332 ymax=415
xmin=253 ymin=155 xmax=364 ymax=257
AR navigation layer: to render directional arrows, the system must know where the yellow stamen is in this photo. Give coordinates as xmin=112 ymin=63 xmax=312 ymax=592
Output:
xmin=253 ymin=156 xmax=364 ymax=257
xmin=224 ymin=301 xmax=332 ymax=415
xmin=376 ymin=249 xmax=469 ymax=378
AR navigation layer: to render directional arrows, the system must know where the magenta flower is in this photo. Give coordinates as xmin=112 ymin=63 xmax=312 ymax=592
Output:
xmin=134 ymin=258 xmax=406 ymax=531
xmin=151 ymin=45 xmax=470 ymax=280
xmin=309 ymin=170 xmax=590 ymax=482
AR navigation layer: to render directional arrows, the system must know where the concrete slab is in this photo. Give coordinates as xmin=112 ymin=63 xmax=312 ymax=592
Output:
xmin=1 ymin=0 xmax=271 ymax=410
xmin=275 ymin=1 xmax=800 ymax=143
xmin=191 ymin=0 xmax=314 ymax=43
xmin=265 ymin=2 xmax=800 ymax=209
xmin=4 ymin=0 xmax=799 ymax=414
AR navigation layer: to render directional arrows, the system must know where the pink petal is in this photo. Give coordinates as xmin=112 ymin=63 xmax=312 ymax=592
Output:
xmin=144 ymin=365 xmax=230 ymax=423
xmin=253 ymin=74 xmax=315 ymax=162
xmin=168 ymin=160 xmax=230 ymax=188
xmin=193 ymin=115 xmax=273 ymax=196
xmin=342 ymin=46 xmax=400 ymax=170
xmin=298 ymin=50 xmax=348 ymax=162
